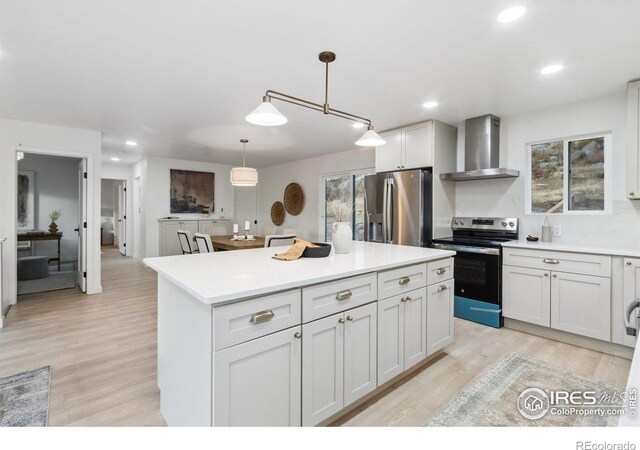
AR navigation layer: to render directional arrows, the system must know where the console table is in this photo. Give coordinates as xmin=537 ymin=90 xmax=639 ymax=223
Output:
xmin=17 ymin=232 xmax=63 ymax=271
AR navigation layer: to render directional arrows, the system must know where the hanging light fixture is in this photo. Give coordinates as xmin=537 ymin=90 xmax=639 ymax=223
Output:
xmin=230 ymin=139 xmax=258 ymax=187
xmin=246 ymin=51 xmax=385 ymax=147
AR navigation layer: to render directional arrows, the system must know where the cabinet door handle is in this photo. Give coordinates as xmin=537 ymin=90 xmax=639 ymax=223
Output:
xmin=400 ymin=297 xmax=406 ymax=302
xmin=405 ymin=295 xmax=412 ymax=301
xmin=249 ymin=310 xmax=275 ymax=324
xmin=338 ymin=317 xmax=345 ymax=324
xmin=543 ymin=258 xmax=560 ymax=264
xmin=436 ymin=268 xmax=447 ymax=275
xmin=630 ymin=192 xmax=635 ymax=197
xmin=346 ymin=315 xmax=353 ymax=321
xmin=435 ymin=285 xmax=448 ymax=293
xmin=628 ymin=261 xmax=633 ymax=266
xmin=544 ymin=273 xmax=549 ymax=277
xmin=398 ymin=276 xmax=411 ymax=285
xmin=336 ymin=289 xmax=352 ymax=301
xmin=552 ymin=274 xmax=557 ymax=278
xmin=294 ymin=332 xmax=301 ymax=339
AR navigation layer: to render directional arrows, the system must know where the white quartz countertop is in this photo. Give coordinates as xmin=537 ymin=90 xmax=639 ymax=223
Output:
xmin=502 ymin=240 xmax=640 ymax=258
xmin=144 ymin=241 xmax=455 ymax=305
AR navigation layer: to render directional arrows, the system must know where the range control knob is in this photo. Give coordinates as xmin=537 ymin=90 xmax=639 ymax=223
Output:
xmin=508 ymin=221 xmax=515 ymax=228
xmin=453 ymin=219 xmax=460 ymax=225
xmin=501 ymin=221 xmax=507 ymax=227
xmin=459 ymin=220 xmax=465 ymax=226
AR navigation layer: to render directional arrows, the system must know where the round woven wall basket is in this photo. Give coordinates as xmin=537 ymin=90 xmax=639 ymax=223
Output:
xmin=284 ymin=182 xmax=304 ymax=216
xmin=271 ymin=201 xmax=285 ymax=226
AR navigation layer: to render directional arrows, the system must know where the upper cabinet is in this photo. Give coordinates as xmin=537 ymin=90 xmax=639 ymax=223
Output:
xmin=375 ymin=121 xmax=433 ymax=172
xmin=627 ymin=80 xmax=640 ymax=199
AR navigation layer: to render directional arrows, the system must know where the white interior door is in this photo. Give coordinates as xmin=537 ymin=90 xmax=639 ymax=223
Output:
xmin=77 ymin=159 xmax=87 ymax=292
xmin=234 ymin=186 xmax=257 ymax=234
xmin=117 ymin=181 xmax=126 ymax=255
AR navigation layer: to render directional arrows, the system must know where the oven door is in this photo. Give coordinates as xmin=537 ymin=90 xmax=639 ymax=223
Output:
xmin=432 ymin=243 xmax=501 ymax=304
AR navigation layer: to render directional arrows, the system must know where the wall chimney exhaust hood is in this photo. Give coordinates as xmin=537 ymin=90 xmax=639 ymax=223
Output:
xmin=440 ymin=114 xmax=519 ymax=181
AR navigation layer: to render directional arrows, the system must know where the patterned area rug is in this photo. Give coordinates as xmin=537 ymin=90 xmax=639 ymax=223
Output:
xmin=427 ymin=353 xmax=624 ymax=426
xmin=0 ymin=367 xmax=50 ymax=426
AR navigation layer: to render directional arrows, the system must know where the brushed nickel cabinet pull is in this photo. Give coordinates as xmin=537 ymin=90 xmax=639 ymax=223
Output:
xmin=543 ymin=258 xmax=560 ymax=264
xmin=436 ymin=268 xmax=447 ymax=275
xmin=336 ymin=289 xmax=352 ymax=301
xmin=398 ymin=276 xmax=411 ymax=285
xmin=249 ymin=310 xmax=275 ymax=324
xmin=436 ymin=285 xmax=448 ymax=293
xmin=552 ymin=274 xmax=557 ymax=278
xmin=544 ymin=273 xmax=549 ymax=277
xmin=628 ymin=261 xmax=633 ymax=266
xmin=294 ymin=332 xmax=301 ymax=339
xmin=405 ymin=295 xmax=412 ymax=301
xmin=400 ymin=297 xmax=406 ymax=302
xmin=338 ymin=317 xmax=345 ymax=324
xmin=346 ymin=315 xmax=353 ymax=321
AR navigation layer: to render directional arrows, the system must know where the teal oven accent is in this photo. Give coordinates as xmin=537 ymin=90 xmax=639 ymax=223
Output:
xmin=454 ymin=296 xmax=502 ymax=328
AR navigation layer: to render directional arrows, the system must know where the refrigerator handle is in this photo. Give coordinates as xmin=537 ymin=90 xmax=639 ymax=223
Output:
xmin=382 ymin=178 xmax=388 ymax=243
xmin=387 ymin=178 xmax=394 ymax=244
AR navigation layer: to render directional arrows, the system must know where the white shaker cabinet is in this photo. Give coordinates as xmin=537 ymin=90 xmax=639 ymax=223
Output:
xmin=159 ymin=220 xmax=199 ymax=256
xmin=622 ymin=258 xmax=640 ymax=346
xmin=214 ymin=326 xmax=302 ymax=426
xmin=427 ymin=278 xmax=454 ymax=356
xmin=302 ymin=302 xmax=377 ymax=426
xmin=375 ymin=121 xmax=434 ymax=172
xmin=627 ymin=80 xmax=640 ymax=199
xmin=503 ymin=265 xmax=551 ymax=327
xmin=377 ymin=287 xmax=427 ymax=385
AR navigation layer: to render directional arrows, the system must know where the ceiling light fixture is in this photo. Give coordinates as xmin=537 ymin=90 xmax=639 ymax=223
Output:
xmin=246 ymin=51 xmax=385 ymax=147
xmin=352 ymin=122 xmax=365 ymax=129
xmin=125 ymin=140 xmax=138 ymax=147
xmin=230 ymin=139 xmax=258 ymax=187
xmin=111 ymin=157 xmax=120 ymax=162
xmin=422 ymin=101 xmax=439 ymax=108
xmin=497 ymin=6 xmax=526 ymax=23
xmin=540 ymin=64 xmax=564 ymax=75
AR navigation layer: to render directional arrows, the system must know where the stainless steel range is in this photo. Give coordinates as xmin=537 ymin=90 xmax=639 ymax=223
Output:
xmin=432 ymin=217 xmax=519 ymax=328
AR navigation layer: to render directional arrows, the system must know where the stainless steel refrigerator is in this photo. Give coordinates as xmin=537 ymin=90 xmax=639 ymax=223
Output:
xmin=363 ymin=169 xmax=432 ymax=247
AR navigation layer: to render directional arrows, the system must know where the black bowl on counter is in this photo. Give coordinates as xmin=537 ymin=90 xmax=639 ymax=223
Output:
xmin=301 ymin=243 xmax=332 ymax=258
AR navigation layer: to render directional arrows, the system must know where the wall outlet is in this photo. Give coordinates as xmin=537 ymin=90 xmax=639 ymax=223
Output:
xmin=553 ymin=225 xmax=562 ymax=237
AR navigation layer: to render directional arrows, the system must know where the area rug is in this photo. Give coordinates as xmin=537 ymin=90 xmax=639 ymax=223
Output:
xmin=0 ymin=367 xmax=50 ymax=426
xmin=427 ymin=353 xmax=624 ymax=427
xmin=17 ymin=271 xmax=76 ymax=295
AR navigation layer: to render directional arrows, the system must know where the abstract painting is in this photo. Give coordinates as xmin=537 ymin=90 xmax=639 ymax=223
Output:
xmin=170 ymin=169 xmax=215 ymax=214
xmin=17 ymin=170 xmax=35 ymax=230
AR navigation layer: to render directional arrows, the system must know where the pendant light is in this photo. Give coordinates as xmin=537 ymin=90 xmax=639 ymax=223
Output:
xmin=230 ymin=139 xmax=258 ymax=187
xmin=246 ymin=51 xmax=385 ymax=147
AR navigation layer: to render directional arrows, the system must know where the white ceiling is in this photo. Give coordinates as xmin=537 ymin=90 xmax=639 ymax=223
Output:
xmin=1 ymin=0 xmax=639 ymax=167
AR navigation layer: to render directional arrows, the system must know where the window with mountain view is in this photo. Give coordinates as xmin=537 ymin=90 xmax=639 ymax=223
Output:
xmin=528 ymin=134 xmax=609 ymax=214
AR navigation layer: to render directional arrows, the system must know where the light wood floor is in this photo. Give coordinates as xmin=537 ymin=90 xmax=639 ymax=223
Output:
xmin=0 ymin=247 xmax=632 ymax=426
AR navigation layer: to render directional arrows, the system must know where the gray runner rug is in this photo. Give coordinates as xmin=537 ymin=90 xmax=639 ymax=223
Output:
xmin=427 ymin=353 xmax=624 ymax=427
xmin=0 ymin=366 xmax=50 ymax=426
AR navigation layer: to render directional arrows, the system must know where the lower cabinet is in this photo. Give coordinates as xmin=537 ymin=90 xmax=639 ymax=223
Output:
xmin=302 ymin=303 xmax=377 ymax=426
xmin=214 ymin=326 xmax=302 ymax=426
xmin=159 ymin=220 xmax=199 ymax=256
xmin=503 ymin=266 xmax=551 ymax=327
xmin=377 ymin=287 xmax=427 ymax=385
xmin=427 ymin=278 xmax=454 ymax=356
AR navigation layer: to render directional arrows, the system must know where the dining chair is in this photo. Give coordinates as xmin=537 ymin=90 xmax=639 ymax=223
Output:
xmin=264 ymin=233 xmax=296 ymax=248
xmin=194 ymin=233 xmax=214 ymax=253
xmin=262 ymin=226 xmax=277 ymax=237
xmin=283 ymin=228 xmax=302 ymax=238
xmin=177 ymin=230 xmax=198 ymax=254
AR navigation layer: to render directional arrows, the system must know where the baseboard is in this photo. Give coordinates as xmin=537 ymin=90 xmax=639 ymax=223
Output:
xmin=504 ymin=318 xmax=634 ymax=360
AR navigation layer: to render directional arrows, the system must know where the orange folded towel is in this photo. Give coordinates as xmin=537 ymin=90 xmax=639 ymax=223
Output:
xmin=272 ymin=238 xmax=320 ymax=261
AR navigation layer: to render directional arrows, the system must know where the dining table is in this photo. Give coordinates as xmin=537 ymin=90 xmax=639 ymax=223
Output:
xmin=210 ymin=235 xmax=265 ymax=251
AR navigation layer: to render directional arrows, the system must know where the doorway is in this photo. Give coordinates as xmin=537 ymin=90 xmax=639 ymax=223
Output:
xmin=101 ymin=178 xmax=127 ymax=256
xmin=16 ymin=152 xmax=88 ymax=295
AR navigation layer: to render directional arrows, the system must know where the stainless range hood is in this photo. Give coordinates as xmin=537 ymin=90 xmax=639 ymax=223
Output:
xmin=440 ymin=114 xmax=519 ymax=182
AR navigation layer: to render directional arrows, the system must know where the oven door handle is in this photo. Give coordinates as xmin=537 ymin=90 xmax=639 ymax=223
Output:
xmin=432 ymin=243 xmax=501 ymax=255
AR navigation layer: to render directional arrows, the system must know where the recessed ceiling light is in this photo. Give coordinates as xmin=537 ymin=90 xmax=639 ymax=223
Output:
xmin=422 ymin=101 xmax=439 ymax=109
xmin=125 ymin=140 xmax=138 ymax=147
xmin=540 ymin=64 xmax=564 ymax=75
xmin=497 ymin=6 xmax=526 ymax=23
xmin=352 ymin=123 xmax=365 ymax=129
xmin=111 ymin=157 xmax=120 ymax=162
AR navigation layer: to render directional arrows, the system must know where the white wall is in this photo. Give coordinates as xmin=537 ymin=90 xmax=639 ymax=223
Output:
xmin=0 ymin=118 xmax=102 ymax=322
xmin=132 ymin=159 xmax=147 ymax=259
xmin=19 ymin=153 xmax=81 ymax=262
xmin=258 ymin=148 xmax=375 ymax=242
xmin=101 ymin=162 xmax=134 ymax=257
xmin=142 ymin=156 xmax=236 ymax=258
xmin=455 ymin=90 xmax=640 ymax=247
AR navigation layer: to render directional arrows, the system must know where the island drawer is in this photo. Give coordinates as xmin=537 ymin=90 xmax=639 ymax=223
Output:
xmin=378 ymin=263 xmax=427 ymax=300
xmin=503 ymin=248 xmax=611 ymax=278
xmin=213 ymin=289 xmax=301 ymax=350
xmin=302 ymin=273 xmax=377 ymax=323
xmin=426 ymin=258 xmax=454 ymax=285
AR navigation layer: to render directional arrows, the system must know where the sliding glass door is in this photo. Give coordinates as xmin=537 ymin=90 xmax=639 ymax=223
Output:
xmin=321 ymin=170 xmax=372 ymax=242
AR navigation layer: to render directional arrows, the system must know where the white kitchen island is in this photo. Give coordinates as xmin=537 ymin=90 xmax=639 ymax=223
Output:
xmin=144 ymin=241 xmax=455 ymax=426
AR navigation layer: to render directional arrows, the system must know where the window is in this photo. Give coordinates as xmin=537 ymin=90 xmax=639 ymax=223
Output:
xmin=527 ymin=134 xmax=610 ymax=214
xmin=321 ymin=170 xmax=372 ymax=242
